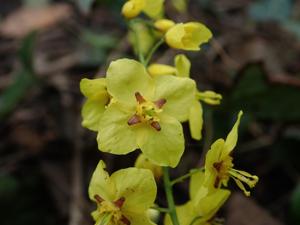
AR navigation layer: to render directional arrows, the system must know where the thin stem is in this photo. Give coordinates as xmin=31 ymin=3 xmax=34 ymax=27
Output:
xmin=151 ymin=206 xmax=170 ymax=213
xmin=144 ymin=38 xmax=164 ymax=66
xmin=163 ymin=167 xmax=180 ymax=225
xmin=171 ymin=168 xmax=204 ymax=186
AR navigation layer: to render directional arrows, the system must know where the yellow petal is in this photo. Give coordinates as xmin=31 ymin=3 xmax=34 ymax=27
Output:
xmin=97 ymin=103 xmax=138 ymax=154
xmin=154 ymin=75 xmax=196 ymax=122
xmin=165 ymin=23 xmax=185 ymax=49
xmin=122 ymin=0 xmax=145 ymax=19
xmin=223 ymin=110 xmax=243 ymax=156
xmin=143 ymin=0 xmax=164 ymax=19
xmin=88 ymin=160 xmax=116 ymax=202
xmin=188 ymin=100 xmax=203 ymax=140
xmin=174 ymin=54 xmax=191 ymax=77
xmin=148 ymin=64 xmax=177 ymax=77
xmin=111 ymin=168 xmax=157 ymax=213
xmin=106 ymin=58 xmax=154 ymax=106
xmin=126 ymin=212 xmax=156 ymax=225
xmin=189 ymin=170 xmax=205 ymax=199
xmin=136 ymin=114 xmax=184 ymax=168
xmin=154 ymin=19 xmax=175 ymax=32
xmin=80 ymin=78 xmax=107 ymax=99
xmin=135 ymin=154 xmax=163 ymax=180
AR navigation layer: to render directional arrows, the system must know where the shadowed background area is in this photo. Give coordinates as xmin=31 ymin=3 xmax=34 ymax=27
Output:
xmin=0 ymin=0 xmax=300 ymax=225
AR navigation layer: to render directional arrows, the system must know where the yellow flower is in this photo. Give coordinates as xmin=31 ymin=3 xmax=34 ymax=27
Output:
xmin=165 ymin=171 xmax=230 ymax=225
xmin=97 ymin=58 xmax=196 ymax=167
xmin=204 ymin=111 xmax=259 ymax=196
xmin=80 ymin=78 xmax=110 ymax=131
xmin=165 ymin=22 xmax=212 ymax=51
xmin=154 ymin=19 xmax=175 ymax=33
xmin=148 ymin=54 xmax=221 ymax=140
xmin=89 ymin=160 xmax=157 ymax=225
xmin=171 ymin=0 xmax=188 ymax=13
xmin=122 ymin=0 xmax=164 ymax=19
xmin=135 ymin=154 xmax=163 ymax=181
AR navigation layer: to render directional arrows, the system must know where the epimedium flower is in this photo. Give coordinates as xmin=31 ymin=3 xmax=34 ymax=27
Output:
xmin=165 ymin=171 xmax=230 ymax=225
xmin=203 ymin=111 xmax=259 ymax=196
xmin=97 ymin=58 xmax=196 ymax=167
xmin=148 ymin=54 xmax=222 ymax=140
xmin=80 ymin=78 xmax=110 ymax=131
xmin=89 ymin=160 xmax=157 ymax=225
xmin=154 ymin=19 xmax=175 ymax=33
xmin=122 ymin=0 xmax=164 ymax=19
xmin=165 ymin=22 xmax=212 ymax=51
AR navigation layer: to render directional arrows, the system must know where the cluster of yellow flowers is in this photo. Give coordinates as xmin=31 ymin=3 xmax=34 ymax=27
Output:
xmin=80 ymin=1 xmax=259 ymax=225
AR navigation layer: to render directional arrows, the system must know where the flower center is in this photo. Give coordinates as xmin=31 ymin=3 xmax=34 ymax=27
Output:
xmin=127 ymin=92 xmax=166 ymax=131
xmin=94 ymin=195 xmax=130 ymax=225
xmin=213 ymin=157 xmax=259 ymax=196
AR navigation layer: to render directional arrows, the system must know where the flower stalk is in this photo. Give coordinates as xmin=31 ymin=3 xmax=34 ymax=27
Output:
xmin=163 ymin=167 xmax=180 ymax=225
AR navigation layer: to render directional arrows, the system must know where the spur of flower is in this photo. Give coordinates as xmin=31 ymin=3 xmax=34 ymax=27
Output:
xmin=80 ymin=78 xmax=110 ymax=131
xmin=122 ymin=0 xmax=164 ymax=19
xmin=203 ymin=111 xmax=259 ymax=196
xmin=98 ymin=58 xmax=196 ymax=167
xmin=89 ymin=160 xmax=157 ymax=225
xmin=165 ymin=171 xmax=230 ymax=225
xmin=165 ymin=22 xmax=212 ymax=51
xmin=148 ymin=54 xmax=222 ymax=140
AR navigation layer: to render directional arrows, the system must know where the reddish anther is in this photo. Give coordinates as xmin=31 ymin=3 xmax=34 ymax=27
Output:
xmin=213 ymin=161 xmax=222 ymax=172
xmin=151 ymin=121 xmax=161 ymax=131
xmin=121 ymin=215 xmax=131 ymax=225
xmin=114 ymin=197 xmax=125 ymax=208
xmin=94 ymin=194 xmax=104 ymax=203
xmin=154 ymin=98 xmax=167 ymax=108
xmin=135 ymin=92 xmax=146 ymax=103
xmin=128 ymin=114 xmax=141 ymax=125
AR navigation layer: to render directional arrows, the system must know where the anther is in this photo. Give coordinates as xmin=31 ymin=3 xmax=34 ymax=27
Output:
xmin=151 ymin=121 xmax=161 ymax=131
xmin=121 ymin=215 xmax=131 ymax=225
xmin=114 ymin=197 xmax=125 ymax=208
xmin=128 ymin=114 xmax=141 ymax=126
xmin=213 ymin=162 xmax=222 ymax=172
xmin=154 ymin=98 xmax=167 ymax=109
xmin=135 ymin=92 xmax=145 ymax=104
xmin=94 ymin=194 xmax=104 ymax=203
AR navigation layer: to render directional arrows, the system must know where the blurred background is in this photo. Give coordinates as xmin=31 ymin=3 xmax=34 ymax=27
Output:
xmin=1 ymin=0 xmax=300 ymax=224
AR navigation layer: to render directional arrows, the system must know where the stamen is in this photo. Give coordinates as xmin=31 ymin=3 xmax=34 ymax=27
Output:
xmin=154 ymin=99 xmax=167 ymax=109
xmin=128 ymin=115 xmax=141 ymax=126
xmin=114 ymin=197 xmax=125 ymax=208
xmin=121 ymin=215 xmax=131 ymax=225
xmin=213 ymin=162 xmax=222 ymax=172
xmin=151 ymin=121 xmax=161 ymax=131
xmin=135 ymin=92 xmax=145 ymax=104
xmin=94 ymin=194 xmax=104 ymax=203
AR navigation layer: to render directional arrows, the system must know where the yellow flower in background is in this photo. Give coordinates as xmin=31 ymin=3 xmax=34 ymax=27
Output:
xmin=122 ymin=0 xmax=164 ymax=19
xmin=148 ymin=54 xmax=221 ymax=140
xmin=80 ymin=78 xmax=110 ymax=131
xmin=171 ymin=0 xmax=188 ymax=13
xmin=135 ymin=154 xmax=163 ymax=181
xmin=203 ymin=111 xmax=259 ymax=196
xmin=89 ymin=160 xmax=157 ymax=225
xmin=165 ymin=22 xmax=212 ymax=51
xmin=97 ymin=58 xmax=196 ymax=167
xmin=154 ymin=19 xmax=175 ymax=33
xmin=165 ymin=171 xmax=230 ymax=225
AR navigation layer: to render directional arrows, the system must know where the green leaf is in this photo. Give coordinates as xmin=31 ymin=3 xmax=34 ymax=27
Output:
xmin=249 ymin=0 xmax=292 ymax=22
xmin=228 ymin=64 xmax=300 ymax=121
xmin=0 ymin=33 xmax=37 ymax=119
xmin=23 ymin=0 xmax=49 ymax=7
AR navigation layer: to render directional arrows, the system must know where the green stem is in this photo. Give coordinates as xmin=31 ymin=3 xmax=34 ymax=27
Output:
xmin=163 ymin=167 xmax=180 ymax=225
xmin=144 ymin=38 xmax=164 ymax=66
xmin=171 ymin=168 xmax=204 ymax=186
